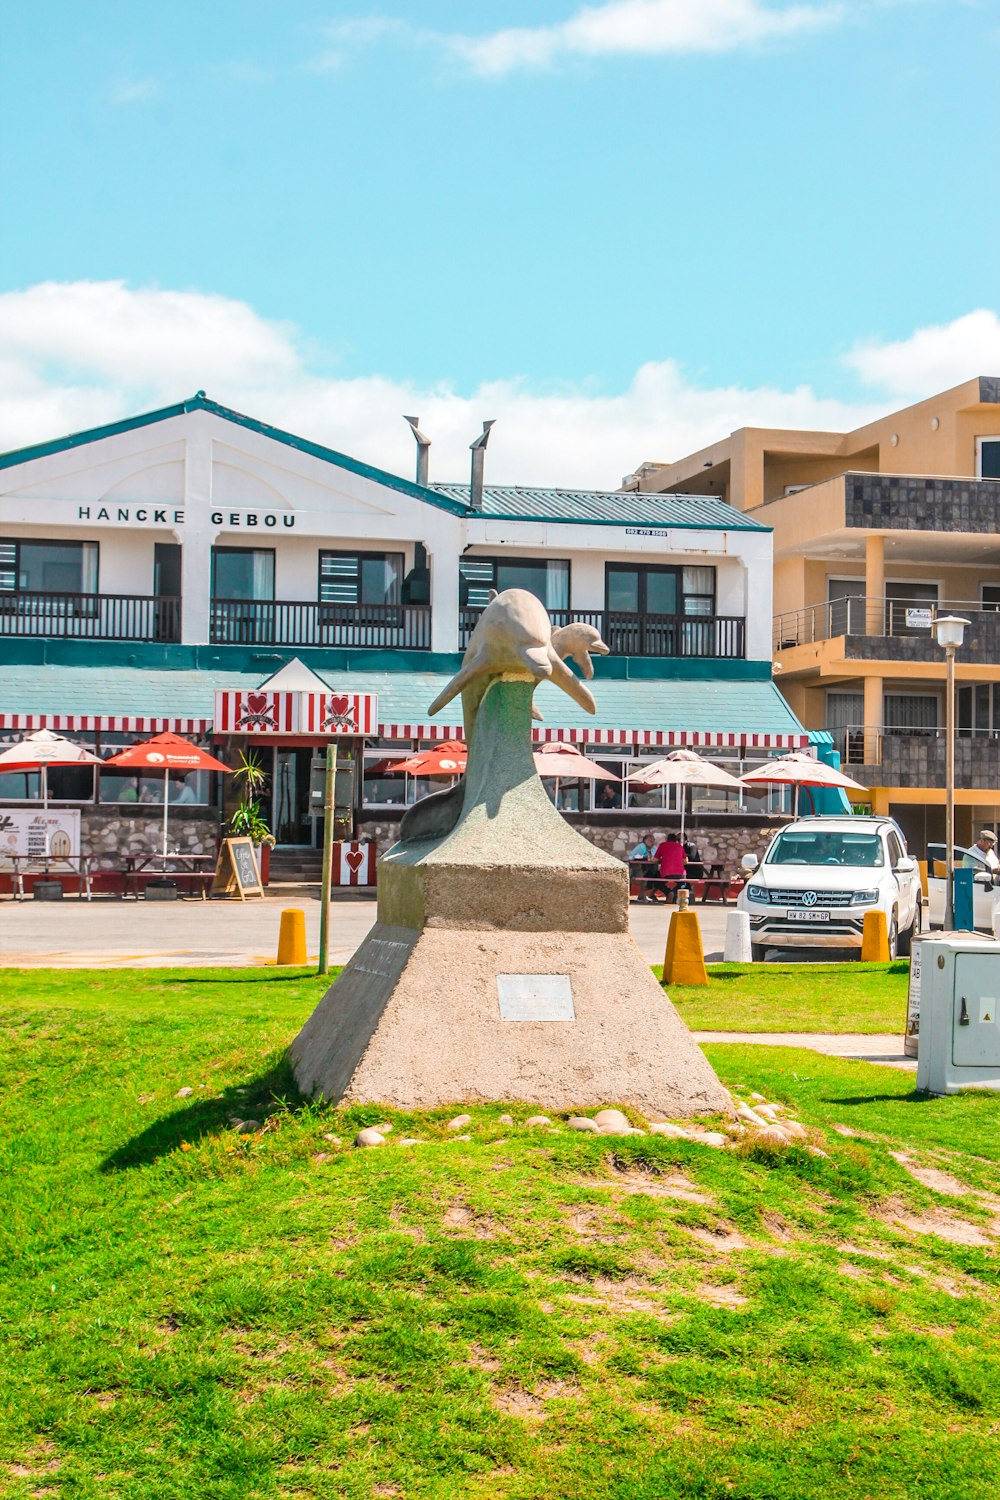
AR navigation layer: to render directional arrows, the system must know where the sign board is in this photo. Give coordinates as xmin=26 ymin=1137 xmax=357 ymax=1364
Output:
xmin=904 ymin=938 xmax=922 ymax=1057
xmin=214 ymin=690 xmax=378 ymax=737
xmin=0 ymin=808 xmax=81 ymax=866
xmin=905 ymin=608 xmax=933 ymax=629
xmin=210 ymin=837 xmax=263 ymax=900
xmin=497 ymin=974 xmax=576 ymax=1022
xmin=331 ymin=841 xmax=376 ymax=886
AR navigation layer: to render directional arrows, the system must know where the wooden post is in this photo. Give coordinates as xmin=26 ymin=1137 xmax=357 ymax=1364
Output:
xmin=318 ymin=743 xmax=337 ymax=975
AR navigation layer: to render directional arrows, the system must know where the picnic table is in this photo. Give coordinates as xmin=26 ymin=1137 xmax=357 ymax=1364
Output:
xmin=7 ymin=854 xmax=93 ymax=901
xmin=123 ymin=852 xmax=217 ymax=899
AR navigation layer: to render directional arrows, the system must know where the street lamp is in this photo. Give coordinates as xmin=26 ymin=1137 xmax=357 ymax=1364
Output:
xmin=933 ymin=614 xmax=969 ymax=929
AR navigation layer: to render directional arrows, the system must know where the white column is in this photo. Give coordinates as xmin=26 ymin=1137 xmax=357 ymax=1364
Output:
xmin=428 ymin=540 xmax=464 ymax=657
xmin=181 ymin=415 xmax=215 ymax=645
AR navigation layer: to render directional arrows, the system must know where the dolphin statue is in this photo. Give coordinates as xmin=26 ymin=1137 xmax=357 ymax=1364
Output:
xmin=402 ymin=591 xmax=610 ymax=841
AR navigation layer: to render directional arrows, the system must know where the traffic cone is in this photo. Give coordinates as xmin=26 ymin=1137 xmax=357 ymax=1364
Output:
xmin=276 ymin=908 xmax=307 ymax=966
xmin=861 ymin=909 xmax=889 ymax=962
xmin=663 ymin=909 xmax=709 ymax=986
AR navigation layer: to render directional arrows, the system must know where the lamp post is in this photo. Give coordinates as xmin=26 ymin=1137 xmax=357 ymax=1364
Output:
xmin=933 ymin=614 xmax=969 ymax=930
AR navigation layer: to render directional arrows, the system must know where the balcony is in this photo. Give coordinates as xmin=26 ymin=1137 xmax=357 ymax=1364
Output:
xmin=774 ymin=596 xmax=1000 ymax=661
xmin=0 ymin=591 xmax=180 ymax=642
xmin=459 ymin=608 xmax=746 ymax=658
xmin=210 ymin=599 xmax=432 ymax=650
xmin=831 ymin=725 xmax=1000 ymax=790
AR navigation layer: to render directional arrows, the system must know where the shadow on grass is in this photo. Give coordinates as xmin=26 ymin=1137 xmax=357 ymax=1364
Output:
xmin=100 ymin=1053 xmax=311 ymax=1172
xmin=824 ymin=1091 xmax=930 ymax=1106
xmin=168 ymin=970 xmax=329 ymax=987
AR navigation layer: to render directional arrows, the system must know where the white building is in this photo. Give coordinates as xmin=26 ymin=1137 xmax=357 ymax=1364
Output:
xmin=0 ymin=394 xmax=806 ymax=868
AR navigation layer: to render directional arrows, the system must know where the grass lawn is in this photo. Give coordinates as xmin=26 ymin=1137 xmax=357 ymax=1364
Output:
xmin=2 ymin=967 xmax=999 ymax=1500
xmin=660 ymin=960 xmax=910 ymax=1034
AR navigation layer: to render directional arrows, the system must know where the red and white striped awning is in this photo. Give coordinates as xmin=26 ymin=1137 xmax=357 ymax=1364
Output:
xmin=0 ymin=713 xmax=807 ymax=752
xmin=0 ymin=713 xmax=212 ymax=735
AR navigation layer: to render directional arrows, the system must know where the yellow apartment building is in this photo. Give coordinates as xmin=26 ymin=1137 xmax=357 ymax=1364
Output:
xmin=629 ymin=376 xmax=1000 ymax=855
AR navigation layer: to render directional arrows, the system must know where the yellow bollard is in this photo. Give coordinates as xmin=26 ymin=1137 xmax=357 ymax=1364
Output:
xmin=663 ymin=909 xmax=709 ymax=986
xmin=861 ymin=908 xmax=890 ymax=963
xmin=276 ymin=908 xmax=307 ymax=966
xmin=916 ymin=859 xmax=929 ymax=900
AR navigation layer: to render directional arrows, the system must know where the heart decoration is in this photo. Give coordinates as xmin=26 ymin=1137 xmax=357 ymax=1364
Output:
xmin=329 ymin=695 xmax=350 ymax=716
xmin=246 ymin=693 xmax=269 ymax=713
xmin=346 ymin=848 xmax=364 ymax=872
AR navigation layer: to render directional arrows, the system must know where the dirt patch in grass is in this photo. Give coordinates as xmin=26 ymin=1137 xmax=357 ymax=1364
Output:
xmin=878 ymin=1198 xmax=996 ymax=1247
xmin=442 ymin=1202 xmax=498 ymax=1238
xmin=607 ymin=1166 xmax=715 ymax=1205
xmin=685 ymin=1224 xmax=749 ymax=1254
xmin=891 ymin=1152 xmax=973 ymax=1197
xmin=468 ymin=1344 xmax=502 ymax=1373
xmin=564 ymin=1276 xmax=677 ymax=1320
xmin=696 ymin=1282 xmax=749 ymax=1307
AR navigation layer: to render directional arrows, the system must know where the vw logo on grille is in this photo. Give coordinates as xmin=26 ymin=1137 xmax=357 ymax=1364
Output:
xmin=801 ymin=891 xmax=819 ymax=907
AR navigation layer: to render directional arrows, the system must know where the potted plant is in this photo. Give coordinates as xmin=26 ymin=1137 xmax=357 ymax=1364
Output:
xmin=229 ymin=751 xmax=276 ymax=884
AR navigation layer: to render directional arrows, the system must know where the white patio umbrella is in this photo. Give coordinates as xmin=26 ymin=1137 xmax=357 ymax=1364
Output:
xmin=0 ymin=729 xmax=102 ymax=854
xmin=626 ymin=749 xmax=742 ymax=842
xmin=739 ymin=750 xmax=868 ymax=818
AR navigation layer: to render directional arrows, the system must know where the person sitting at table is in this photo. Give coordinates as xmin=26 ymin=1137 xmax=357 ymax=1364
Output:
xmin=118 ymin=779 xmax=139 ymax=803
xmin=173 ymin=775 xmax=197 ymax=805
xmin=683 ymin=836 xmax=706 ymax=880
xmin=653 ymin=834 xmax=688 ymax=902
xmin=628 ymin=832 xmax=658 ymax=903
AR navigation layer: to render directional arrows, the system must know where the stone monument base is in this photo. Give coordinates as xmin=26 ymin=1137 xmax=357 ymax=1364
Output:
xmin=291 ymin=920 xmax=727 ymax=1116
xmin=290 ymin=676 xmax=729 ymax=1119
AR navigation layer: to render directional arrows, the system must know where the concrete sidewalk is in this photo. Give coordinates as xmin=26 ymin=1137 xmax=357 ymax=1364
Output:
xmin=0 ymin=887 xmax=734 ymax=969
xmin=694 ymin=1030 xmax=915 ymax=1071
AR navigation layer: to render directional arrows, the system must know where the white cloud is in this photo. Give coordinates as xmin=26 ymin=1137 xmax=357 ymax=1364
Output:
xmin=108 ymin=78 xmax=160 ymax=105
xmin=2 ymin=278 xmax=984 ymax=491
xmin=844 ymin=309 xmax=1000 ymax=399
xmin=308 ymin=2 xmax=841 ymax=77
xmin=452 ymin=0 xmax=841 ymax=75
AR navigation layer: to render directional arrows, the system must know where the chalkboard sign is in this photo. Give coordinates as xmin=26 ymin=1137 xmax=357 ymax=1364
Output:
xmin=210 ymin=837 xmax=263 ymax=900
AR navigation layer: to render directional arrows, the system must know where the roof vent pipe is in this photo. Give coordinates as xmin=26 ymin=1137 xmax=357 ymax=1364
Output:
xmin=403 ymin=415 xmax=431 ymax=486
xmin=469 ymin=420 xmax=495 ymax=511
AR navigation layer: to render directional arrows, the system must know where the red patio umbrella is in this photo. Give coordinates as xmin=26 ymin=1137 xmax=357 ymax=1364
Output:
xmin=392 ymin=740 xmax=468 ymax=778
xmin=105 ymin=732 xmax=231 ymax=857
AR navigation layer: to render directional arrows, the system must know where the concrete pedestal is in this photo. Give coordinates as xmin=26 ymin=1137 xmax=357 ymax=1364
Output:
xmin=290 ymin=680 xmax=727 ymax=1116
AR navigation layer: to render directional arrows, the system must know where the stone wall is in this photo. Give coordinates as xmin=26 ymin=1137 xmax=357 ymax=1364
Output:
xmin=358 ymin=815 xmax=784 ymax=870
xmin=82 ymin=807 xmax=219 ymax=868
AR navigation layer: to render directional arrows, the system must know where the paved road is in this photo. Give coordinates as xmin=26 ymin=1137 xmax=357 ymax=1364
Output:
xmin=0 ymin=886 xmax=734 ymax=968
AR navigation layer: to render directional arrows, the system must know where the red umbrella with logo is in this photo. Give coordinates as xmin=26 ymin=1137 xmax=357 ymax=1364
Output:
xmin=105 ymin=733 xmax=231 ymax=857
xmin=392 ymin=740 xmax=469 ymax=778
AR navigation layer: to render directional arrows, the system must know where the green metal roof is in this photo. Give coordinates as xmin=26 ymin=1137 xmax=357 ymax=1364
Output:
xmin=0 ymin=393 xmax=764 ymax=532
xmin=430 ymin=484 xmax=767 ymax=531
xmin=0 ymin=663 xmax=806 ymax=741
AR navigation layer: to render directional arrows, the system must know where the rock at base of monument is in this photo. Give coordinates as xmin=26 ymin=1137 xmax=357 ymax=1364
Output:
xmin=289 ymin=920 xmax=728 ymax=1118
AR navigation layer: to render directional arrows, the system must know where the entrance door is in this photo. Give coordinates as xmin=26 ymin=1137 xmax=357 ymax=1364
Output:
xmin=273 ymin=748 xmax=314 ymax=844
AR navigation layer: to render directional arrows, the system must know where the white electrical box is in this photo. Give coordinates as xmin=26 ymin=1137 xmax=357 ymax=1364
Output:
xmin=915 ymin=937 xmax=1000 ymax=1095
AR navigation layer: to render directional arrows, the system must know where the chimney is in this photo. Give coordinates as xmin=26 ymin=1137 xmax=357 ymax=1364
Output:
xmin=403 ymin=415 xmax=431 ymax=486
xmin=469 ymin=420 xmax=495 ymax=511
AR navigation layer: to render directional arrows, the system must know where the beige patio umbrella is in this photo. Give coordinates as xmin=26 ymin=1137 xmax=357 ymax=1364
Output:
xmin=739 ymin=750 xmax=868 ymax=818
xmin=626 ymin=749 xmax=742 ymax=842
xmin=532 ymin=741 xmax=620 ymax=808
xmin=0 ymin=729 xmax=102 ymax=855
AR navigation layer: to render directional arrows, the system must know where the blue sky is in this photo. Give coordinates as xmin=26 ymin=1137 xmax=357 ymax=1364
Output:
xmin=1 ymin=1 xmax=999 ymax=485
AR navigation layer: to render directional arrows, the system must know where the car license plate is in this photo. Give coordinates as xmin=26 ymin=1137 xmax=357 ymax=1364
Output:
xmin=786 ymin=909 xmax=830 ymax=921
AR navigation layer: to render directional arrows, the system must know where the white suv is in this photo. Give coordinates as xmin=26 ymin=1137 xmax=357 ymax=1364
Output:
xmin=737 ymin=816 xmax=922 ymax=961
